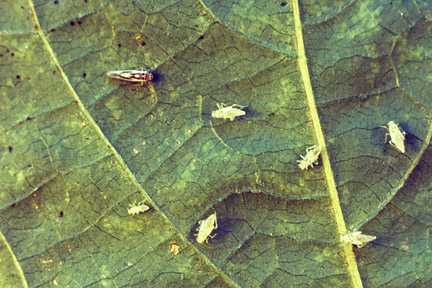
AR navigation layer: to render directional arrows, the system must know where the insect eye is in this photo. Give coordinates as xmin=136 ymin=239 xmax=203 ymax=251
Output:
xmin=146 ymin=73 xmax=154 ymax=81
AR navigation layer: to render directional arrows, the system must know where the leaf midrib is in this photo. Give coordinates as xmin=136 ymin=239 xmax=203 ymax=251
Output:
xmin=291 ymin=0 xmax=363 ymax=287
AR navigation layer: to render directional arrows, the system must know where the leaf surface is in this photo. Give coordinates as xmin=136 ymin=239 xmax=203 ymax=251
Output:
xmin=1 ymin=0 xmax=432 ymax=287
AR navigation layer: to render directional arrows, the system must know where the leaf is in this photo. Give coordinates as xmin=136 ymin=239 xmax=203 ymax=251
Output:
xmin=1 ymin=0 xmax=432 ymax=287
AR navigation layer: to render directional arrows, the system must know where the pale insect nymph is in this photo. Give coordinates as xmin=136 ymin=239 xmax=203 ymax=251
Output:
xmin=107 ymin=69 xmax=153 ymax=85
xmin=297 ymin=144 xmax=321 ymax=170
xmin=195 ymin=212 xmax=218 ymax=244
xmin=127 ymin=200 xmax=150 ymax=215
xmin=212 ymin=103 xmax=247 ymax=121
xmin=381 ymin=120 xmax=406 ymax=153
xmin=341 ymin=230 xmax=376 ymax=248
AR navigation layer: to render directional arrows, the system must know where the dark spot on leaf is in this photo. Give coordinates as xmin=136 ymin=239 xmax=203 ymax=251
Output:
xmin=141 ymin=41 xmax=146 ymax=46
xmin=82 ymin=72 xmax=87 ymax=78
xmin=280 ymin=2 xmax=287 ymax=6
xmin=21 ymin=6 xmax=24 ymax=9
xmin=50 ymin=29 xmax=55 ymax=32
xmin=27 ymin=116 xmax=34 ymax=120
xmin=0 ymin=54 xmax=3 ymax=57
xmin=78 ymin=20 xmax=82 ymax=25
xmin=53 ymin=70 xmax=56 ymax=74
xmin=84 ymin=0 xmax=88 ymax=2
xmin=8 ymin=146 xmax=13 ymax=153
xmin=6 ymin=49 xmax=10 ymax=52
xmin=59 ymin=211 xmax=64 ymax=217
xmin=54 ymin=0 xmax=59 ymax=4
xmin=16 ymin=75 xmax=20 ymax=79
xmin=118 ymin=43 xmax=122 ymax=48
xmin=198 ymin=35 xmax=204 ymax=40
xmin=34 ymin=25 xmax=38 ymax=31
xmin=11 ymin=53 xmax=14 ymax=57
xmin=11 ymin=203 xmax=16 ymax=208
xmin=27 ymin=164 xmax=32 ymax=168
xmin=70 ymin=21 xmax=75 ymax=26
xmin=26 ymin=77 xmax=30 ymax=80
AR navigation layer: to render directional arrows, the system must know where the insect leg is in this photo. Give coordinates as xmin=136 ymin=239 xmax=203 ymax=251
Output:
xmin=384 ymin=132 xmax=390 ymax=144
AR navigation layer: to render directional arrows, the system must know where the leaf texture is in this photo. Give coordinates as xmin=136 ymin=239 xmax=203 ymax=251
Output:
xmin=1 ymin=0 xmax=432 ymax=287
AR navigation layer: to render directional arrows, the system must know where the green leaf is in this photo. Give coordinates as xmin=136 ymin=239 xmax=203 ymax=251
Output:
xmin=1 ymin=0 xmax=432 ymax=287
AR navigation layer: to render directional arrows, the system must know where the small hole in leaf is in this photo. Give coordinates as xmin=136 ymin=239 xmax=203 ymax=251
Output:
xmin=70 ymin=21 xmax=75 ymax=26
xmin=50 ymin=29 xmax=55 ymax=32
xmin=78 ymin=20 xmax=82 ymax=25
xmin=59 ymin=211 xmax=64 ymax=217
xmin=11 ymin=53 xmax=15 ymax=57
xmin=16 ymin=75 xmax=21 ymax=79
xmin=27 ymin=164 xmax=32 ymax=168
xmin=27 ymin=116 xmax=34 ymax=120
xmin=8 ymin=146 xmax=13 ymax=153
xmin=141 ymin=41 xmax=146 ymax=46
xmin=54 ymin=0 xmax=59 ymax=4
xmin=280 ymin=2 xmax=287 ymax=6
xmin=82 ymin=72 xmax=87 ymax=78
xmin=198 ymin=35 xmax=204 ymax=40
xmin=117 ymin=43 xmax=122 ymax=48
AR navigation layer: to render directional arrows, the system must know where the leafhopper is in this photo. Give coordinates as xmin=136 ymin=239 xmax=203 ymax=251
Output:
xmin=297 ymin=144 xmax=321 ymax=170
xmin=107 ymin=69 xmax=153 ymax=85
xmin=341 ymin=230 xmax=376 ymax=248
xmin=195 ymin=212 xmax=218 ymax=244
xmin=381 ymin=121 xmax=406 ymax=153
xmin=212 ymin=103 xmax=247 ymax=121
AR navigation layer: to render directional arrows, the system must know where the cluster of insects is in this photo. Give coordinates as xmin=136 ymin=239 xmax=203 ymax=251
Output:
xmin=296 ymin=120 xmax=406 ymax=172
xmin=108 ymin=71 xmax=410 ymax=248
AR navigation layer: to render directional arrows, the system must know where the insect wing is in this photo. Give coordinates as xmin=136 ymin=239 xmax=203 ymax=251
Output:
xmin=391 ymin=134 xmax=405 ymax=153
xmin=389 ymin=123 xmax=405 ymax=153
